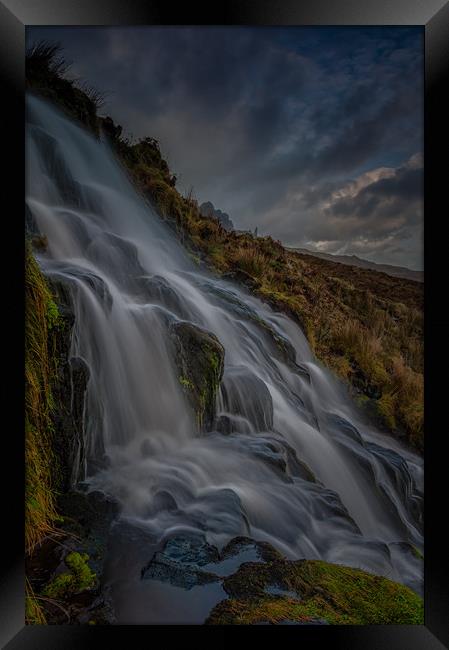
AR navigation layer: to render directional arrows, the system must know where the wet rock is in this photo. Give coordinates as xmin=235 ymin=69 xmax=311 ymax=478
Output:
xmin=47 ymin=273 xmax=75 ymax=324
xmin=244 ymin=436 xmax=317 ymax=483
xmin=86 ymin=232 xmax=146 ymax=286
xmin=221 ymin=537 xmax=283 ymax=563
xmin=25 ymin=203 xmax=40 ymax=237
xmin=170 ymin=321 xmax=225 ymax=431
xmin=76 ymin=584 xmax=116 ymax=624
xmin=58 ymin=489 xmax=119 ymax=573
xmin=29 ymin=126 xmax=82 ymax=207
xmin=134 ymin=274 xmax=188 ymax=317
xmin=220 ymin=366 xmax=273 ymax=431
xmin=58 ymin=210 xmax=92 ymax=250
xmin=141 ymin=535 xmax=221 ymax=589
xmin=147 ymin=490 xmax=178 ymax=516
xmin=278 ymin=439 xmax=317 ymax=483
xmin=242 ymin=438 xmax=290 ymax=476
xmin=325 ymin=412 xmax=364 ymax=445
xmin=48 ymin=264 xmax=113 ymax=313
xmin=140 ymin=534 xmax=282 ymax=594
xmin=46 ymin=279 xmax=91 ymax=489
xmin=216 ymin=414 xmax=233 ymax=435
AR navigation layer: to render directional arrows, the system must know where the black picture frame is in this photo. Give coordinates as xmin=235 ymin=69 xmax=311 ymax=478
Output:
xmin=1 ymin=1 xmax=448 ymax=647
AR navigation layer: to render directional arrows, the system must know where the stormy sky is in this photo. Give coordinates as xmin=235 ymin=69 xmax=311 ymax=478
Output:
xmin=27 ymin=26 xmax=424 ymax=270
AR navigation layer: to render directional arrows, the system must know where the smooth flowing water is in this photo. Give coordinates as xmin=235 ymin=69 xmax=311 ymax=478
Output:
xmin=26 ymin=95 xmax=424 ymax=622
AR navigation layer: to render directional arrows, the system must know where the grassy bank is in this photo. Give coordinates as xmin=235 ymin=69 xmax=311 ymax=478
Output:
xmin=25 ymin=243 xmax=60 ymax=555
xmin=25 ymin=243 xmax=62 ymax=623
xmin=26 ymin=41 xmax=424 ymax=454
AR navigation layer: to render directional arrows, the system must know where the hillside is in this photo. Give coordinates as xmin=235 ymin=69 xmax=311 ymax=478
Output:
xmin=26 ymin=42 xmax=423 ymax=455
xmin=290 ymin=247 xmax=424 ymax=282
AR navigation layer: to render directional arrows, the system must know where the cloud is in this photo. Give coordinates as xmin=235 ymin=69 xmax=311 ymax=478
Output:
xmin=258 ymin=153 xmax=423 ymax=269
xmin=26 ymin=26 xmax=424 ymax=268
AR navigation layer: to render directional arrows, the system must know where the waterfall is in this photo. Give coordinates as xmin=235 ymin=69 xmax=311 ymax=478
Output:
xmin=26 ymin=94 xmax=423 ymax=612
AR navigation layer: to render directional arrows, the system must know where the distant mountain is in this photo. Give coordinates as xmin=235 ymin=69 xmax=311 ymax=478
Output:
xmin=199 ymin=201 xmax=234 ymax=231
xmin=289 ymin=248 xmax=423 ymax=283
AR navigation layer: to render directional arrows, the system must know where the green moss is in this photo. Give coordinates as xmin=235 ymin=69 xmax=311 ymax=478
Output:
xmin=42 ymin=552 xmax=96 ymax=599
xmin=207 ymin=559 xmax=423 ymax=625
xmin=206 ymin=347 xmax=220 ymax=376
xmin=179 ymin=376 xmax=194 ymax=390
xmin=46 ymin=298 xmax=59 ymax=331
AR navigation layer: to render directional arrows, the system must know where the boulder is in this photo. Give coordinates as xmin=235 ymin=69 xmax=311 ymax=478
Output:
xmin=134 ymin=274 xmax=188 ymax=318
xmin=170 ymin=321 xmax=225 ymax=431
xmin=206 ymin=555 xmax=424 ymax=625
xmin=141 ymin=535 xmax=221 ymax=589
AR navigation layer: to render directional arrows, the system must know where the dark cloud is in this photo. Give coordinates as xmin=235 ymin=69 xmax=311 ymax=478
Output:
xmin=26 ymin=26 xmax=424 ymax=269
xmin=324 ymin=155 xmax=423 ymax=230
xmin=256 ymin=154 xmax=423 ymax=269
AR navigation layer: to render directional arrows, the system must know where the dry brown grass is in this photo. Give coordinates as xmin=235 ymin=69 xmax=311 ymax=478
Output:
xmin=25 ymin=244 xmax=60 ymax=554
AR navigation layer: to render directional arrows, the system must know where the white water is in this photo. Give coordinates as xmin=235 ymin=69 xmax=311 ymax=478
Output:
xmin=26 ymin=95 xmax=423 ymax=617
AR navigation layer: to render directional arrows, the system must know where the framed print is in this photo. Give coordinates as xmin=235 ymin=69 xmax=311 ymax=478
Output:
xmin=1 ymin=1 xmax=448 ymax=648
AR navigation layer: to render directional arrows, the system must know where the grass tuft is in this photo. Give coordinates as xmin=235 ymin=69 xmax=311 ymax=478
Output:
xmin=25 ymin=243 xmax=60 ymax=554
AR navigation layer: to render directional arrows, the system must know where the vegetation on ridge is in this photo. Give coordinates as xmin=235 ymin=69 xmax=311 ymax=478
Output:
xmin=26 ymin=42 xmax=424 ymax=455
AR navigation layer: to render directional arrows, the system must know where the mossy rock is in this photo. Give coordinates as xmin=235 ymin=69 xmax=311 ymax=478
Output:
xmin=170 ymin=321 xmax=224 ymax=431
xmin=206 ymin=558 xmax=424 ymax=625
xmin=42 ymin=552 xmax=96 ymax=600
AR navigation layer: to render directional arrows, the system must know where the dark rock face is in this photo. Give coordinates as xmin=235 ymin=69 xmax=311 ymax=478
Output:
xmin=49 ymin=264 xmax=113 ymax=313
xmin=25 ymin=203 xmax=40 ymax=237
xmin=170 ymin=321 xmax=225 ymax=431
xmin=47 ymin=274 xmax=76 ymax=324
xmin=46 ymin=276 xmax=91 ymax=490
xmin=199 ymin=201 xmax=234 ymax=231
xmin=58 ymin=489 xmax=119 ymax=573
xmin=220 ymin=366 xmax=273 ymax=432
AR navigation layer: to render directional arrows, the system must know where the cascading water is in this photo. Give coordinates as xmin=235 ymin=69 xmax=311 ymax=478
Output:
xmin=26 ymin=94 xmax=423 ymax=623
